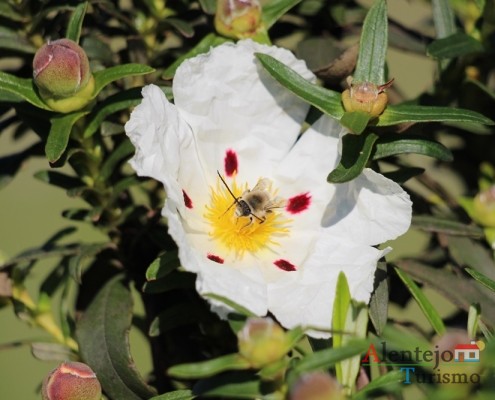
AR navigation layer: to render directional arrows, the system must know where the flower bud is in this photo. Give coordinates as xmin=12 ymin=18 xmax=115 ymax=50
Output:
xmin=215 ymin=0 xmax=263 ymax=39
xmin=33 ymin=39 xmax=95 ymax=112
xmin=289 ymin=372 xmax=345 ymax=400
xmin=472 ymin=186 xmax=495 ymax=227
xmin=341 ymin=77 xmax=394 ymax=117
xmin=237 ymin=317 xmax=290 ymax=368
xmin=42 ymin=361 xmax=102 ymax=400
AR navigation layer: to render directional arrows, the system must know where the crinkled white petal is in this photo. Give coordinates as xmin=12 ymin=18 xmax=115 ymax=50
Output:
xmin=267 ymin=232 xmax=389 ymax=339
xmin=173 ymin=39 xmax=316 ymax=182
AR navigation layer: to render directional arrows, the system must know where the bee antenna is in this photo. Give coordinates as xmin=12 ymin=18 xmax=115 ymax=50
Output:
xmin=217 ymin=171 xmax=240 ymax=203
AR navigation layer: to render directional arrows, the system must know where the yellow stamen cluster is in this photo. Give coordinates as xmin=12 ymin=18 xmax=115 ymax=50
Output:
xmin=204 ymin=177 xmax=291 ymax=258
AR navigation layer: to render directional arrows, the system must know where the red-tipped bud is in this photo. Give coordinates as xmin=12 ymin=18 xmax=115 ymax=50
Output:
xmin=41 ymin=361 xmax=102 ymax=400
xmin=289 ymin=372 xmax=345 ymax=400
xmin=33 ymin=39 xmax=91 ymax=98
xmin=341 ymin=77 xmax=394 ymax=117
xmin=237 ymin=317 xmax=290 ymax=368
xmin=215 ymin=0 xmax=263 ymax=39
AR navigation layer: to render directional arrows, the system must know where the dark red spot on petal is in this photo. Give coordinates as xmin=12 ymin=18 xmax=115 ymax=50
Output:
xmin=286 ymin=192 xmax=311 ymax=214
xmin=274 ymin=259 xmax=297 ymax=271
xmin=207 ymin=253 xmax=224 ymax=264
xmin=182 ymin=190 xmax=193 ymax=209
xmin=224 ymin=149 xmax=238 ymax=177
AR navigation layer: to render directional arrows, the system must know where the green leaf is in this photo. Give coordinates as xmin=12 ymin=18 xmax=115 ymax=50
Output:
xmin=166 ymin=18 xmax=194 ymax=38
xmin=45 ymin=111 xmax=88 ymax=163
xmin=150 ymin=390 xmax=195 ymax=400
xmin=396 ymin=260 xmax=495 ymax=327
xmin=92 ymin=64 xmax=155 ymax=97
xmin=369 ymin=262 xmax=388 ymax=336
xmin=163 ymin=34 xmax=229 ymax=80
xmin=0 ymin=26 xmax=36 ymax=54
xmin=66 ymin=1 xmax=88 ymax=42
xmin=378 ymin=104 xmax=493 ymax=126
xmin=333 ymin=273 xmax=351 ymax=355
xmin=76 ymin=276 xmax=157 ymax=400
xmin=149 ymin=303 xmax=207 ymax=337
xmin=99 ymin=139 xmax=134 ymax=181
xmin=168 ymin=354 xmax=251 ymax=379
xmin=193 ymin=372 xmax=261 ymax=398
xmin=203 ymin=293 xmax=257 ymax=317
xmin=373 ymin=135 xmax=453 ymax=162
xmin=142 ymin=272 xmax=195 ymax=294
xmin=262 ymin=0 xmax=303 ymax=29
xmin=31 ymin=342 xmax=76 ymax=362
xmin=146 ymin=251 xmax=180 ymax=281
xmin=289 ymin=339 xmax=369 ymax=383
xmin=353 ymin=370 xmax=404 ymax=399
xmin=354 ymin=0 xmax=388 ymax=84
xmin=340 ymin=111 xmax=372 ymax=134
xmin=432 ymin=0 xmax=456 ymax=39
xmin=0 ymin=2 xmax=25 ymax=21
xmin=83 ymin=87 xmax=144 ymax=138
xmin=68 ymin=242 xmax=108 ymax=283
xmin=0 ymin=142 xmax=41 ymax=190
xmin=255 ymin=53 xmax=344 ymax=120
xmin=327 ymin=132 xmax=379 ymax=183
xmin=394 ymin=267 xmax=446 ymax=336
xmin=427 ymin=32 xmax=484 ymax=59
xmin=34 ymin=170 xmax=82 ymax=190
xmin=447 ymin=236 xmax=495 ymax=279
xmin=466 ymin=268 xmax=495 ymax=293
xmin=198 ymin=0 xmax=216 ymax=14
xmin=467 ymin=303 xmax=481 ymax=339
xmin=412 ymin=215 xmax=484 ymax=238
xmin=0 ymin=72 xmax=51 ymax=110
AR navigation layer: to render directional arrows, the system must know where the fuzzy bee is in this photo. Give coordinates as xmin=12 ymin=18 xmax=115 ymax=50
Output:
xmin=217 ymin=171 xmax=285 ymax=228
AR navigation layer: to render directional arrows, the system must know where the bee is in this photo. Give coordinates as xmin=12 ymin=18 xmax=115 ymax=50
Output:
xmin=217 ymin=171 xmax=285 ymax=228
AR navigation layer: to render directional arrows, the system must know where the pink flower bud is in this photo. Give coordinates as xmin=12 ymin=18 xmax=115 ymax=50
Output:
xmin=215 ymin=0 xmax=263 ymax=39
xmin=33 ymin=39 xmax=91 ymax=98
xmin=289 ymin=372 xmax=345 ymax=400
xmin=42 ymin=361 xmax=102 ymax=400
xmin=237 ymin=317 xmax=290 ymax=368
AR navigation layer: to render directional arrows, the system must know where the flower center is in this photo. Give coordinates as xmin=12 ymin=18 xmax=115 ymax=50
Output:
xmin=204 ymin=175 xmax=291 ymax=257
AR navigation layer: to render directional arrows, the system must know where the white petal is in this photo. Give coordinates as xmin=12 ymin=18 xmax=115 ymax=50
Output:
xmin=173 ymin=40 xmax=316 ymax=182
xmin=267 ymin=232 xmax=388 ymax=338
xmin=321 ymin=169 xmax=412 ymax=246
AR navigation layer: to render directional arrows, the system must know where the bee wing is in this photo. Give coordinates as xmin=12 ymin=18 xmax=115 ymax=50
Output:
xmin=251 ymin=178 xmax=270 ymax=192
xmin=265 ymin=196 xmax=286 ymax=211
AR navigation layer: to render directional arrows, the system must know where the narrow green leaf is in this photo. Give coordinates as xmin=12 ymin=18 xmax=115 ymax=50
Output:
xmin=354 ymin=0 xmax=388 ymax=84
xmin=0 ymin=71 xmax=51 ymax=110
xmin=468 ymin=303 xmax=481 ymax=339
xmin=146 ymin=251 xmax=180 ymax=281
xmin=262 ymin=0 xmax=303 ymax=29
xmin=394 ymin=267 xmax=446 ymax=336
xmin=168 ymin=354 xmax=251 ymax=379
xmin=0 ymin=27 xmax=36 ymax=54
xmin=412 ymin=215 xmax=484 ymax=238
xmin=466 ymin=268 xmax=495 ymax=293
xmin=45 ymin=111 xmax=88 ymax=163
xmin=340 ymin=111 xmax=372 ymax=134
xmin=427 ymin=32 xmax=484 ymax=59
xmin=166 ymin=18 xmax=194 ymax=38
xmin=99 ymin=140 xmax=134 ymax=181
xmin=0 ymin=142 xmax=41 ymax=190
xmin=203 ymin=293 xmax=257 ymax=317
xmin=76 ymin=276 xmax=157 ymax=400
xmin=290 ymin=339 xmax=369 ymax=379
xmin=34 ymin=170 xmax=82 ymax=190
xmin=373 ymin=135 xmax=453 ymax=162
xmin=198 ymin=0 xmax=216 ymax=14
xmin=327 ymin=132 xmax=379 ymax=183
xmin=369 ymin=263 xmax=388 ymax=336
xmin=150 ymin=390 xmax=195 ymax=400
xmin=333 ymin=272 xmax=351 ymax=351
xmin=0 ymin=2 xmax=25 ymax=21
xmin=194 ymin=373 xmax=261 ymax=398
xmin=149 ymin=303 xmax=207 ymax=337
xmin=255 ymin=53 xmax=344 ymax=120
xmin=83 ymin=87 xmax=143 ymax=138
xmin=31 ymin=342 xmax=76 ymax=362
xmin=66 ymin=1 xmax=88 ymax=42
xmin=163 ymin=34 xmax=229 ymax=79
xmin=92 ymin=64 xmax=155 ymax=97
xmin=447 ymin=236 xmax=495 ymax=279
xmin=353 ymin=370 xmax=404 ymax=399
xmin=432 ymin=0 xmax=456 ymax=39
xmin=378 ymin=104 xmax=493 ymax=126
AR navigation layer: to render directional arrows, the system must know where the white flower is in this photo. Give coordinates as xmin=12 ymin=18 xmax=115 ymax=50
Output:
xmin=125 ymin=40 xmax=412 ymax=338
